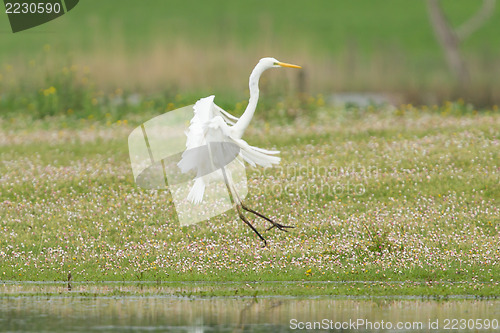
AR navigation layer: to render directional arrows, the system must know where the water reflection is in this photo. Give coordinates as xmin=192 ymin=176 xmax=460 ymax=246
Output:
xmin=1 ymin=297 xmax=499 ymax=332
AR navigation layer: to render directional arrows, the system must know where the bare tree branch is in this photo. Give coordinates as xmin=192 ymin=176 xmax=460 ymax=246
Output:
xmin=426 ymin=0 xmax=470 ymax=85
xmin=456 ymin=0 xmax=496 ymax=41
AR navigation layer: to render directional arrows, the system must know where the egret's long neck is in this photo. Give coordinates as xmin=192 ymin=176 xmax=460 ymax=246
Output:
xmin=232 ymin=64 xmax=266 ymax=139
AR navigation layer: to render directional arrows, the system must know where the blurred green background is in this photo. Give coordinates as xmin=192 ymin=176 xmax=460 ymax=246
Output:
xmin=1 ymin=0 xmax=499 ymax=119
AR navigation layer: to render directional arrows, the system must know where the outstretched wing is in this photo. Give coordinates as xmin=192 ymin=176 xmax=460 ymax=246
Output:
xmin=179 ymin=95 xmax=240 ymax=176
xmin=183 ymin=95 xmax=214 ymax=151
xmin=177 ymin=95 xmax=237 ymax=203
xmin=176 ymin=96 xmax=214 ymax=203
xmin=213 ymin=103 xmax=239 ymax=125
xmin=178 ymin=95 xmax=280 ymax=204
xmin=181 ymin=95 xmax=239 ymax=149
xmin=211 ymin=99 xmax=280 ymax=168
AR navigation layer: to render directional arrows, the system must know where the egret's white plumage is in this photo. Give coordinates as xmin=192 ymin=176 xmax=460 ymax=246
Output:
xmin=178 ymin=57 xmax=301 ymax=205
xmin=176 ymin=57 xmax=300 ymax=246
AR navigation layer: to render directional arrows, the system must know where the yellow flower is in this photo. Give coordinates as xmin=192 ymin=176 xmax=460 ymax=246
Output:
xmin=316 ymin=94 xmax=325 ymax=107
xmin=43 ymin=86 xmax=56 ymax=96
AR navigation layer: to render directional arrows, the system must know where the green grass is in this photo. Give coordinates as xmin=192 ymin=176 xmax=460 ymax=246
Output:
xmin=1 ymin=281 xmax=499 ymax=298
xmin=1 ymin=0 xmax=499 ymax=299
xmin=1 ymin=105 xmax=499 ymax=297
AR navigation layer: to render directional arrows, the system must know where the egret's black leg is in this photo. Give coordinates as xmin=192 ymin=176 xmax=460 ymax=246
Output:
xmin=240 ymin=204 xmax=294 ymax=232
xmin=220 ymin=169 xmax=294 ymax=232
xmin=236 ymin=205 xmax=267 ymax=247
xmin=221 ymin=167 xmax=267 ymax=247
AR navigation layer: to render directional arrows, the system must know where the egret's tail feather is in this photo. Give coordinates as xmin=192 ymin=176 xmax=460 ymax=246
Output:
xmin=187 ymin=178 xmax=205 ymax=204
xmin=239 ymin=143 xmax=280 ymax=168
xmin=249 ymin=145 xmax=280 ymax=155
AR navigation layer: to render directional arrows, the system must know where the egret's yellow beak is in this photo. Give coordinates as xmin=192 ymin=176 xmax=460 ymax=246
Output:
xmin=277 ymin=62 xmax=302 ymax=69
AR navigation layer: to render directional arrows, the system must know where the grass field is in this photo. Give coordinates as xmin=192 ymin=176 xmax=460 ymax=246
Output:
xmin=1 ymin=104 xmax=498 ymax=297
xmin=0 ymin=0 xmax=499 ymax=298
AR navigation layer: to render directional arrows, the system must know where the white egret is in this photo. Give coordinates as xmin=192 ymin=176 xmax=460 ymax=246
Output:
xmin=178 ymin=57 xmax=301 ymax=246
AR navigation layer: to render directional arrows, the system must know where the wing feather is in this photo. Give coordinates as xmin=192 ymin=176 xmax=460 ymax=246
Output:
xmin=178 ymin=95 xmax=280 ymax=204
xmin=213 ymin=104 xmax=239 ymax=125
xmin=184 ymin=95 xmax=215 ymax=150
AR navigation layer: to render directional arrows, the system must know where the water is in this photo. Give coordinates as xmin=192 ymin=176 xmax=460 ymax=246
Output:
xmin=0 ymin=282 xmax=499 ymax=332
xmin=1 ymin=297 xmax=500 ymax=332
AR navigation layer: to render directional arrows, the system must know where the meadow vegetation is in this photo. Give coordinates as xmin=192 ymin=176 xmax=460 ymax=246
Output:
xmin=0 ymin=0 xmax=499 ymax=297
xmin=0 ymin=103 xmax=498 ymax=296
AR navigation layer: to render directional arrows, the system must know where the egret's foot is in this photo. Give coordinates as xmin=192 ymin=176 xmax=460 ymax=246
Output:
xmin=236 ymin=209 xmax=268 ymax=246
xmin=266 ymin=223 xmax=295 ymax=232
xmin=241 ymin=204 xmax=293 ymax=232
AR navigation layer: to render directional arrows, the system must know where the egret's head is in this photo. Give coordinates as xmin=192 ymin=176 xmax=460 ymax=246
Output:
xmin=259 ymin=57 xmax=302 ymax=70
